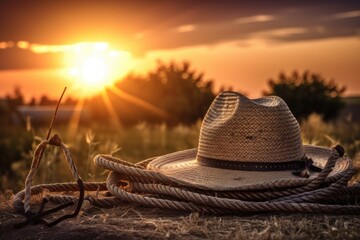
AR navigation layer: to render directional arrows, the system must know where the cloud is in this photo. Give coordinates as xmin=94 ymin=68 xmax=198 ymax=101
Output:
xmin=0 ymin=0 xmax=359 ymax=69
xmin=0 ymin=41 xmax=14 ymax=49
xmin=257 ymin=28 xmax=307 ymax=38
xmin=17 ymin=41 xmax=30 ymax=49
xmin=234 ymin=15 xmax=275 ymax=24
xmin=176 ymin=24 xmax=196 ymax=33
xmin=332 ymin=10 xmax=360 ymax=19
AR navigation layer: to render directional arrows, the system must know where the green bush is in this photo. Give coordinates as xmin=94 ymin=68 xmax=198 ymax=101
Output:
xmin=265 ymin=71 xmax=346 ymax=121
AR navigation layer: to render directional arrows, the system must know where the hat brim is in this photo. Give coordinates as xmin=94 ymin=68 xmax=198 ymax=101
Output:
xmin=147 ymin=145 xmax=351 ymax=191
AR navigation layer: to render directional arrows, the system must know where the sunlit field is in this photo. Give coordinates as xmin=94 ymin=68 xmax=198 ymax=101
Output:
xmin=0 ymin=122 xmax=201 ymax=192
xmin=0 ymin=114 xmax=359 ymax=239
xmin=1 ymin=114 xmax=359 ymax=193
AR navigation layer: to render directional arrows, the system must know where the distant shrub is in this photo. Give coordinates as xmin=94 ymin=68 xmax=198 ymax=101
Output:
xmin=264 ymin=71 xmax=346 ymax=121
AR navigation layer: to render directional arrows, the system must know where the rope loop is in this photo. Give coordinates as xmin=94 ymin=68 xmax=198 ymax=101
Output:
xmin=14 ymin=143 xmax=360 ymax=228
xmin=15 ymin=134 xmax=84 ymax=228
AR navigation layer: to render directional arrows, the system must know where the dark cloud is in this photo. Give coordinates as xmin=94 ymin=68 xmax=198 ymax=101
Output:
xmin=0 ymin=0 xmax=359 ymax=69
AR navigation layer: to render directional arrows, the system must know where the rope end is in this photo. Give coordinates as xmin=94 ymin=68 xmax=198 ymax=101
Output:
xmin=334 ymin=145 xmax=345 ymax=157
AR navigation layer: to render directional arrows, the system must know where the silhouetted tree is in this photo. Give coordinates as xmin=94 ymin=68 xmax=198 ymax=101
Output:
xmin=89 ymin=61 xmax=216 ymax=125
xmin=3 ymin=87 xmax=26 ymax=125
xmin=6 ymin=86 xmax=24 ymax=106
xmin=63 ymin=97 xmax=78 ymax=106
xmin=264 ymin=71 xmax=346 ymax=121
xmin=28 ymin=97 xmax=37 ymax=106
xmin=39 ymin=95 xmax=57 ymax=105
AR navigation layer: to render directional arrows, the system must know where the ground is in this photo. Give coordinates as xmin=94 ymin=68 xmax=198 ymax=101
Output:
xmin=1 ymin=193 xmax=359 ymax=240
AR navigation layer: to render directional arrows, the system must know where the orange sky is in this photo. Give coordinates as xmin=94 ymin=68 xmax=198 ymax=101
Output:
xmin=0 ymin=36 xmax=359 ymax=100
xmin=0 ymin=1 xmax=359 ymax=100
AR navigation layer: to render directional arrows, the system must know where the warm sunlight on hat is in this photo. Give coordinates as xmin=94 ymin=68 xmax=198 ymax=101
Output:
xmin=65 ymin=42 xmax=132 ymax=97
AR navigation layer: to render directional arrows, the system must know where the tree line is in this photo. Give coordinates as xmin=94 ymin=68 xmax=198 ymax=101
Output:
xmin=1 ymin=61 xmax=346 ymax=125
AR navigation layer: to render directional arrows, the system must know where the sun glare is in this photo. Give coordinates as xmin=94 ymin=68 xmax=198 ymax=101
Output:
xmin=64 ymin=42 xmax=132 ymax=97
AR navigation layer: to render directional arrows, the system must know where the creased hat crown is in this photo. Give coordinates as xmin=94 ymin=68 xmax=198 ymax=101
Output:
xmin=197 ymin=92 xmax=304 ymax=164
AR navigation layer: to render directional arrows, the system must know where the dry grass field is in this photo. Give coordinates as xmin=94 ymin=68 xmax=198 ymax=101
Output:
xmin=0 ymin=114 xmax=359 ymax=239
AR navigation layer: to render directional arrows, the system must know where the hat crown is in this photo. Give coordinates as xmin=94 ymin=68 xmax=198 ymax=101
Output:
xmin=197 ymin=92 xmax=304 ymax=163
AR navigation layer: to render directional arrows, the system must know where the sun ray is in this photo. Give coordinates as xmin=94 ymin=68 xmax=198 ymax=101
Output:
xmin=100 ymin=91 xmax=122 ymax=129
xmin=68 ymin=97 xmax=85 ymax=136
xmin=107 ymin=86 xmax=172 ymax=120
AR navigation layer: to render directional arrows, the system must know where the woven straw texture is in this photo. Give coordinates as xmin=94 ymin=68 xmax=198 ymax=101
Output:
xmin=147 ymin=92 xmax=349 ymax=190
xmin=147 ymin=145 xmax=350 ymax=190
xmin=198 ymin=92 xmax=304 ymax=162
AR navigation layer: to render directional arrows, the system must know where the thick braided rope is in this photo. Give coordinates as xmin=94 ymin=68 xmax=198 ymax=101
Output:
xmin=106 ymin=171 xmax=240 ymax=214
xmin=319 ymin=183 xmax=360 ymax=204
xmin=14 ymin=181 xmax=130 ymax=211
xmin=94 ymin=147 xmax=351 ymax=192
xmin=301 ymin=148 xmax=341 ymax=189
xmin=106 ymin=170 xmax=360 ymax=214
xmin=40 ymin=194 xmax=124 ymax=209
xmin=15 ymin=144 xmax=360 ymax=217
xmin=94 ymin=155 xmax=175 ymax=184
xmin=124 ymin=175 xmax=357 ymax=210
xmin=14 ymin=182 xmax=107 ymax=212
xmin=273 ymin=169 xmax=356 ymax=203
xmin=216 ymin=150 xmax=347 ymax=201
xmin=127 ymin=168 xmax=352 ymax=203
xmin=100 ymin=149 xmax=360 ymax=213
xmin=23 ymin=141 xmax=49 ymax=213
xmin=94 ymin=150 xmax=347 ymax=202
xmin=23 ymin=135 xmax=82 ymax=215
xmin=16 ymin=171 xmax=360 ymax=216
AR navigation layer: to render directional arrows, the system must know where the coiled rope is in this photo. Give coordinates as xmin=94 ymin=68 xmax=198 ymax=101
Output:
xmin=13 ymin=138 xmax=360 ymax=227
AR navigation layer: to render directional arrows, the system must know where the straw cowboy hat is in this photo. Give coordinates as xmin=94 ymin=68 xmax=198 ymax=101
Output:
xmin=145 ymin=91 xmax=351 ymax=191
xmin=15 ymin=91 xmax=358 ymax=227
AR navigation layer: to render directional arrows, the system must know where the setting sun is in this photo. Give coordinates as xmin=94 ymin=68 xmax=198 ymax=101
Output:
xmin=81 ymin=57 xmax=107 ymax=83
xmin=65 ymin=42 xmax=132 ymax=97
